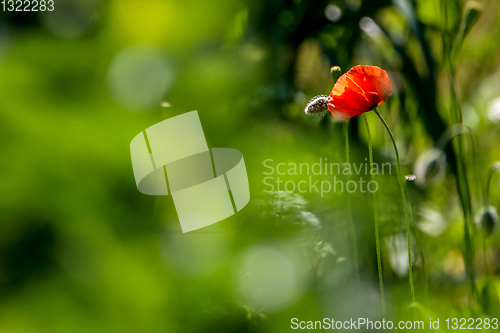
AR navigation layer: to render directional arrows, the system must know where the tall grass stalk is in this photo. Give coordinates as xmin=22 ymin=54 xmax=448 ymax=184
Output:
xmin=482 ymin=163 xmax=500 ymax=277
xmin=405 ymin=176 xmax=428 ymax=302
xmin=373 ymin=108 xmax=416 ymax=303
xmin=364 ymin=114 xmax=385 ymax=314
xmin=436 ymin=123 xmax=477 ymax=298
xmin=441 ymin=0 xmax=482 ymax=302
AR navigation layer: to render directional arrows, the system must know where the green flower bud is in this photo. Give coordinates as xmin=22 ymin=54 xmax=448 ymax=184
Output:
xmin=476 ymin=206 xmax=499 ymax=237
xmin=461 ymin=1 xmax=483 ymax=38
xmin=330 ymin=66 xmax=342 ymax=83
xmin=451 ymin=1 xmax=483 ymax=70
xmin=414 ymin=149 xmax=446 ymax=186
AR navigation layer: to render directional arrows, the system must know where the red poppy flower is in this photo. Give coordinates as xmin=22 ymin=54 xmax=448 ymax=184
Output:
xmin=327 ymin=65 xmax=393 ymax=120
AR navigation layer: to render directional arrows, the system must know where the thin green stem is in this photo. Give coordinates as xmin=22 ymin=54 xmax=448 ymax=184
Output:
xmin=448 ymin=26 xmax=476 ymax=303
xmin=406 ymin=177 xmax=428 ymax=302
xmin=483 ymin=163 xmax=500 ymax=280
xmin=373 ymin=108 xmax=416 ymax=303
xmin=436 ymin=124 xmax=483 ymax=211
xmin=451 ymin=93 xmax=476 ymax=303
xmin=344 ymin=120 xmax=360 ymax=280
xmin=364 ymin=115 xmax=385 ymax=314
xmin=439 ymin=8 xmax=476 ymax=296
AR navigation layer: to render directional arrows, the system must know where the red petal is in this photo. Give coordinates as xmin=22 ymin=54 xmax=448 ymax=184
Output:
xmin=349 ymin=65 xmax=393 ymax=105
xmin=327 ymin=65 xmax=393 ymax=120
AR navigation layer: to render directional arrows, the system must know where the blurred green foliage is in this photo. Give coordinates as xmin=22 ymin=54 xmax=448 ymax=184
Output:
xmin=1 ymin=0 xmax=500 ymax=332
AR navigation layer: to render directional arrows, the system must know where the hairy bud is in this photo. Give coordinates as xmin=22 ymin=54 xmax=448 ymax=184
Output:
xmin=305 ymin=95 xmax=328 ymax=117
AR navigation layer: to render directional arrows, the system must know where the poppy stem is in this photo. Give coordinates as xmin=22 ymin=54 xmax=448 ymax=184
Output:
xmin=363 ymin=114 xmax=385 ymax=314
xmin=344 ymin=120 xmax=360 ymax=280
xmin=373 ymin=108 xmax=416 ymax=304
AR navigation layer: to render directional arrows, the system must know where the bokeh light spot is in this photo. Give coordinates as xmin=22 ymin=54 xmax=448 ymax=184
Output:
xmin=42 ymin=0 xmax=99 ymax=39
xmin=107 ymin=46 xmax=174 ymax=111
xmin=325 ymin=5 xmax=343 ymax=22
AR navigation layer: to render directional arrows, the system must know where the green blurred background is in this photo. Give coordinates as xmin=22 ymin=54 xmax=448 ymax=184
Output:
xmin=1 ymin=0 xmax=500 ymax=332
